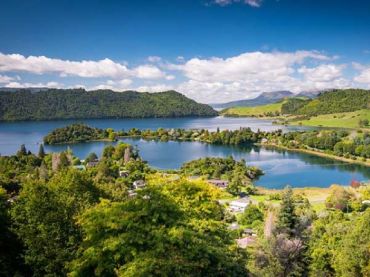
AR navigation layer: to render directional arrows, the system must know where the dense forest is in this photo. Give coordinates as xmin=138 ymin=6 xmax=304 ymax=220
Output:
xmin=281 ymin=89 xmax=370 ymax=115
xmin=43 ymin=124 xmax=109 ymax=144
xmin=0 ymin=88 xmax=218 ymax=121
xmin=0 ymin=143 xmax=369 ymax=276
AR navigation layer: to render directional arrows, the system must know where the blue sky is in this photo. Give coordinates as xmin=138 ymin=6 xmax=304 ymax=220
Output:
xmin=0 ymin=0 xmax=370 ymax=103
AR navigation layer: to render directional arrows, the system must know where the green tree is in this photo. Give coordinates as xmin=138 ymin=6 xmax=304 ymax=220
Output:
xmin=38 ymin=144 xmax=46 ymax=158
xmin=69 ymin=180 xmax=247 ymax=276
xmin=11 ymin=170 xmax=99 ymax=276
xmin=276 ymin=186 xmax=298 ymax=237
xmin=239 ymin=204 xmax=264 ymax=227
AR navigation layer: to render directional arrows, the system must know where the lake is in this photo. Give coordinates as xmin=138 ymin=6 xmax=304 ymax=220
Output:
xmin=0 ymin=117 xmax=368 ymax=189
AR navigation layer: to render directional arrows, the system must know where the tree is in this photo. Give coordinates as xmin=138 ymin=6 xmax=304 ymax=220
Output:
xmin=17 ymin=144 xmax=27 ymax=156
xmin=276 ymin=186 xmax=298 ymax=237
xmin=239 ymin=204 xmax=264 ymax=227
xmin=325 ymin=185 xmax=354 ymax=212
xmin=85 ymin=152 xmax=98 ymax=162
xmin=38 ymin=144 xmax=45 ymax=158
xmin=69 ymin=179 xmax=247 ymax=276
xmin=11 ymin=170 xmax=99 ymax=276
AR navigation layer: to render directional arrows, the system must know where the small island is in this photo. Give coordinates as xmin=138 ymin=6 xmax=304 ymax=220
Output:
xmin=43 ymin=123 xmax=370 ymax=166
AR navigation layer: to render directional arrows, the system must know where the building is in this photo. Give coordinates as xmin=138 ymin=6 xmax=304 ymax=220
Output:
xmin=133 ymin=180 xmax=146 ymax=189
xmin=236 ymin=236 xmax=256 ymax=248
xmin=73 ymin=165 xmax=86 ymax=171
xmin=229 ymin=197 xmax=250 ymax=212
xmin=208 ymin=179 xmax=229 ymax=189
xmin=119 ymin=170 xmax=129 ymax=177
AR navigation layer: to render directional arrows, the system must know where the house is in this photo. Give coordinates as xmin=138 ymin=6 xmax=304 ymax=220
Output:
xmin=236 ymin=236 xmax=256 ymax=249
xmin=208 ymin=179 xmax=229 ymax=189
xmin=128 ymin=190 xmax=137 ymax=198
xmin=243 ymin=228 xmax=257 ymax=236
xmin=86 ymin=160 xmax=99 ymax=167
xmin=228 ymin=222 xmax=240 ymax=231
xmin=73 ymin=165 xmax=86 ymax=171
xmin=119 ymin=170 xmax=129 ymax=177
xmin=133 ymin=180 xmax=146 ymax=189
xmin=229 ymin=197 xmax=250 ymax=212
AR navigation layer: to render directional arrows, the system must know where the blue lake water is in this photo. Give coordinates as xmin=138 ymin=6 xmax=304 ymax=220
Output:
xmin=0 ymin=117 xmax=368 ymax=189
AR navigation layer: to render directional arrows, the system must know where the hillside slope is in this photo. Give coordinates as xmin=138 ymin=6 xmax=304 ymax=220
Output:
xmin=0 ymin=89 xmax=218 ymax=121
xmin=211 ymin=91 xmax=294 ymax=109
xmin=285 ymin=89 xmax=370 ymax=116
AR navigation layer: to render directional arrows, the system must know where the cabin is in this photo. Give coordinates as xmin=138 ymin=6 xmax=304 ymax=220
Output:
xmin=133 ymin=180 xmax=146 ymax=189
xmin=208 ymin=179 xmax=229 ymax=189
xmin=236 ymin=236 xmax=256 ymax=249
xmin=229 ymin=197 xmax=250 ymax=212
xmin=119 ymin=170 xmax=129 ymax=177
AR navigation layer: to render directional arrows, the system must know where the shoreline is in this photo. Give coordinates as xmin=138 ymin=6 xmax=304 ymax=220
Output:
xmin=258 ymin=142 xmax=370 ymax=167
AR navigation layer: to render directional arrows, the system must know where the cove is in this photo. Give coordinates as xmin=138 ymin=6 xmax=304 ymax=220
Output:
xmin=43 ymin=138 xmax=369 ymax=189
xmin=0 ymin=117 xmax=368 ymax=189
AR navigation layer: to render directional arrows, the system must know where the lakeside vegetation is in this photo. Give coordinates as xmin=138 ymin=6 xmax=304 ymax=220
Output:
xmin=43 ymin=124 xmax=370 ymax=165
xmin=0 ymin=88 xmax=218 ymax=121
xmin=0 ymin=143 xmax=369 ymax=276
xmin=222 ymin=89 xmax=370 ymax=129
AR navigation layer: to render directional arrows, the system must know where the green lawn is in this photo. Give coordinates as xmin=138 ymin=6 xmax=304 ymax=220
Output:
xmin=289 ymin=109 xmax=370 ymax=129
xmin=222 ymin=102 xmax=284 ymax=117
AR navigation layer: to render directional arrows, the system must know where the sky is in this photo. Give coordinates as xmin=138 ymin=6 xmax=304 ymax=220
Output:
xmin=0 ymin=0 xmax=370 ymax=103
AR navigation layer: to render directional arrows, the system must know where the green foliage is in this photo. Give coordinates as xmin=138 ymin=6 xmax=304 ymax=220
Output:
xmin=43 ymin=123 xmax=108 ymax=144
xmin=11 ymin=169 xmax=100 ymax=276
xmin=0 ymin=89 xmax=218 ymax=121
xmin=309 ymin=210 xmax=370 ymax=276
xmin=325 ymin=185 xmax=354 ymax=212
xmin=69 ymin=180 xmax=247 ymax=276
xmin=292 ymin=89 xmax=370 ymax=116
xmin=281 ymin=97 xmax=310 ymax=115
xmin=239 ymin=204 xmax=264 ymax=227
xmin=276 ymin=187 xmax=298 ymax=237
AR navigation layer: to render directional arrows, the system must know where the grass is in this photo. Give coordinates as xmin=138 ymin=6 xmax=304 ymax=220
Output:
xmin=222 ymin=101 xmax=284 ymax=117
xmin=289 ymin=109 xmax=370 ymax=129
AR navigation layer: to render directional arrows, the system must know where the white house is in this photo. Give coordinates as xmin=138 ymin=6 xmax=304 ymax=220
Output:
xmin=229 ymin=197 xmax=250 ymax=212
xmin=133 ymin=180 xmax=146 ymax=189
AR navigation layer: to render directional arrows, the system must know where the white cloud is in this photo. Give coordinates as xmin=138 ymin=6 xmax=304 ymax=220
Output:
xmin=170 ymin=51 xmax=331 ymax=83
xmin=214 ymin=0 xmax=263 ymax=7
xmin=354 ymin=65 xmax=370 ymax=84
xmin=136 ymin=84 xmax=174 ymax=93
xmin=133 ymin=65 xmax=167 ymax=79
xmin=0 ymin=74 xmax=14 ymax=83
xmin=0 ymin=53 xmax=169 ymax=80
xmin=147 ymin=56 xmax=162 ymax=63
xmin=5 ymin=81 xmax=61 ymax=88
xmin=298 ymin=64 xmax=345 ymax=82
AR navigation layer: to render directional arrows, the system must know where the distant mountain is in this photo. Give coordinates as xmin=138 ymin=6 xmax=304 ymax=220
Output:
xmin=211 ymin=91 xmax=295 ymax=109
xmin=0 ymin=88 xmax=218 ymax=121
xmin=296 ymin=90 xmax=323 ymax=98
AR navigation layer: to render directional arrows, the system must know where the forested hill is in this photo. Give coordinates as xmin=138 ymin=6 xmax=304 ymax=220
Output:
xmin=282 ymin=89 xmax=370 ymax=115
xmin=0 ymin=89 xmax=218 ymax=121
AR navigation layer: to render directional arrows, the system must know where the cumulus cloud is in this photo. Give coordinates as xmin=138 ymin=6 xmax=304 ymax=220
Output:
xmin=5 ymin=81 xmax=61 ymax=88
xmin=354 ymin=65 xmax=370 ymax=84
xmin=0 ymin=53 xmax=169 ymax=80
xmin=298 ymin=64 xmax=345 ymax=82
xmin=170 ymin=51 xmax=331 ymax=83
xmin=214 ymin=0 xmax=263 ymax=7
xmin=0 ymin=74 xmax=14 ymax=83
xmin=133 ymin=65 xmax=167 ymax=79
xmin=147 ymin=56 xmax=162 ymax=63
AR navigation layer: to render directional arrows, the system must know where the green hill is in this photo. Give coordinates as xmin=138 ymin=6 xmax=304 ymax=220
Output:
xmin=0 ymin=89 xmax=218 ymax=121
xmin=282 ymin=89 xmax=370 ymax=116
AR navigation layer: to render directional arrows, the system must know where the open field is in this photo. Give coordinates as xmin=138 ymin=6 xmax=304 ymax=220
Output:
xmin=222 ymin=101 xmax=284 ymax=117
xmin=288 ymin=109 xmax=370 ymax=129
